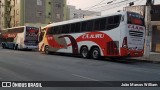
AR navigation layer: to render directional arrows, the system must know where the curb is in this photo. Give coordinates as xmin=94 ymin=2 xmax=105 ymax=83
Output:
xmin=127 ymin=58 xmax=160 ymax=64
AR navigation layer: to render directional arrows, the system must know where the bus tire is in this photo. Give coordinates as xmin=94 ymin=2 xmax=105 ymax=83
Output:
xmin=12 ymin=44 xmax=15 ymax=50
xmin=80 ymin=47 xmax=90 ymax=59
xmin=91 ymin=47 xmax=101 ymax=60
xmin=44 ymin=46 xmax=51 ymax=54
xmin=1 ymin=43 xmax=4 ymax=49
xmin=3 ymin=44 xmax=6 ymax=49
xmin=14 ymin=45 xmax=18 ymax=50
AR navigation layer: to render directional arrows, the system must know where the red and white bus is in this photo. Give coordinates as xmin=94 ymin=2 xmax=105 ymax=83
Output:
xmin=1 ymin=26 xmax=39 ymax=50
xmin=39 ymin=11 xmax=145 ymax=59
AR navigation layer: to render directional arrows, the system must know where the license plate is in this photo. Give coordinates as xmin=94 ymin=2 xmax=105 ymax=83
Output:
xmin=135 ymin=53 xmax=138 ymax=55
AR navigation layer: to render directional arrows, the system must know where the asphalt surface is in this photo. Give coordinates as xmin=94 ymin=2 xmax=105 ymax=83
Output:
xmin=0 ymin=48 xmax=160 ymax=90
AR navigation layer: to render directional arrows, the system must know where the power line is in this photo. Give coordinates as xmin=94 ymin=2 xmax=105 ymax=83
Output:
xmin=100 ymin=0 xmax=141 ymax=12
xmin=75 ymin=0 xmax=142 ymax=18
xmin=88 ymin=0 xmax=131 ymax=11
xmin=84 ymin=0 xmax=108 ymax=10
xmin=88 ymin=0 xmax=140 ymax=12
xmin=84 ymin=0 xmax=141 ymax=16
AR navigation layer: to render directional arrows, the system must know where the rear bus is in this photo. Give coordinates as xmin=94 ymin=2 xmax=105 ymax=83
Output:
xmin=24 ymin=26 xmax=39 ymax=49
xmin=120 ymin=12 xmax=145 ymax=57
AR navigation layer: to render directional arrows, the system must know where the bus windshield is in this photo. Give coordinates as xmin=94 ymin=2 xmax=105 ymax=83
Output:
xmin=127 ymin=12 xmax=144 ymax=26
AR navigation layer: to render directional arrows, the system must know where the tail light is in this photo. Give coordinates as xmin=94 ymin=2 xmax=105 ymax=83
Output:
xmin=122 ymin=37 xmax=128 ymax=49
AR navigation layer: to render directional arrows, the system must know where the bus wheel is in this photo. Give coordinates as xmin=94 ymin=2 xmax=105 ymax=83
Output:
xmin=3 ymin=44 xmax=6 ymax=49
xmin=80 ymin=47 xmax=90 ymax=59
xmin=14 ymin=45 xmax=18 ymax=50
xmin=44 ymin=46 xmax=51 ymax=54
xmin=12 ymin=44 xmax=15 ymax=50
xmin=2 ymin=44 xmax=4 ymax=48
xmin=91 ymin=47 xmax=101 ymax=59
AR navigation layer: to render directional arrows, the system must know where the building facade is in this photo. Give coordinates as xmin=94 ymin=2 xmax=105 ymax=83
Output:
xmin=67 ymin=5 xmax=101 ymax=20
xmin=0 ymin=0 xmax=67 ymax=29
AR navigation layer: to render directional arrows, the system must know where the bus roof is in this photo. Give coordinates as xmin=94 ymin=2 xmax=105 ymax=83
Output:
xmin=42 ymin=11 xmax=127 ymax=29
xmin=2 ymin=26 xmax=39 ymax=30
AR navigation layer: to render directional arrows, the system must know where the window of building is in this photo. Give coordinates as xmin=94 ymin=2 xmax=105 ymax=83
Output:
xmin=13 ymin=10 xmax=15 ymax=16
xmin=73 ymin=13 xmax=78 ymax=18
xmin=37 ymin=11 xmax=42 ymax=17
xmin=56 ymin=14 xmax=61 ymax=19
xmin=37 ymin=0 xmax=42 ymax=6
xmin=48 ymin=12 xmax=51 ymax=15
xmin=16 ymin=9 xmax=19 ymax=15
xmin=48 ymin=2 xmax=51 ymax=5
xmin=2 ymin=12 xmax=3 ymax=17
xmin=55 ymin=3 xmax=61 ymax=8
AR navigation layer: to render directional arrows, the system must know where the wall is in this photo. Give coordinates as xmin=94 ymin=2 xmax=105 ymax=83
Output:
xmin=25 ymin=0 xmax=46 ymax=24
xmin=67 ymin=5 xmax=101 ymax=20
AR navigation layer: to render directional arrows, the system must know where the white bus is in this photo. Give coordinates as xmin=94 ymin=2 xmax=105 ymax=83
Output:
xmin=1 ymin=26 xmax=39 ymax=50
xmin=39 ymin=11 xmax=145 ymax=59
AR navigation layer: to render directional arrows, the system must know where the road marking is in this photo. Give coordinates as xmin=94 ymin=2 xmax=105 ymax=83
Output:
xmin=72 ymin=74 xmax=99 ymax=81
xmin=72 ymin=74 xmax=113 ymax=86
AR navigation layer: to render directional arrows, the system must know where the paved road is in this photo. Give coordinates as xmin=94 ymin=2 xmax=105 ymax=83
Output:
xmin=0 ymin=48 xmax=160 ymax=90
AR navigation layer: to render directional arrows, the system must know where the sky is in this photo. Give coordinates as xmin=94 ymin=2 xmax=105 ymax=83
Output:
xmin=67 ymin=0 xmax=160 ymax=15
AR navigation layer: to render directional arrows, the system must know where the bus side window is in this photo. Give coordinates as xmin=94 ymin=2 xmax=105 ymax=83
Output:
xmin=52 ymin=27 xmax=56 ymax=35
xmin=47 ymin=27 xmax=52 ymax=35
xmin=62 ymin=24 xmax=70 ymax=34
xmin=114 ymin=15 xmax=121 ymax=25
xmin=81 ymin=21 xmax=87 ymax=32
xmin=93 ymin=18 xmax=107 ymax=31
xmin=54 ymin=26 xmax=62 ymax=35
xmin=100 ymin=18 xmax=107 ymax=31
xmin=107 ymin=16 xmax=114 ymax=30
xmin=75 ymin=23 xmax=81 ymax=33
xmin=94 ymin=19 xmax=100 ymax=31
xmin=86 ymin=20 xmax=94 ymax=32
xmin=107 ymin=15 xmax=121 ymax=30
xmin=71 ymin=23 xmax=77 ymax=33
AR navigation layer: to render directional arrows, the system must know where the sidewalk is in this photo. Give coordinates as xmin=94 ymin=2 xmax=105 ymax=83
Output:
xmin=129 ymin=52 xmax=160 ymax=63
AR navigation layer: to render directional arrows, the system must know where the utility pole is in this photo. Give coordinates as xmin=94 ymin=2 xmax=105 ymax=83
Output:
xmin=144 ymin=0 xmax=154 ymax=60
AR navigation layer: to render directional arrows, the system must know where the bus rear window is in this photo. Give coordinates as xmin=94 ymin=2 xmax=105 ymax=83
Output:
xmin=127 ymin=12 xmax=144 ymax=26
xmin=26 ymin=27 xmax=39 ymax=36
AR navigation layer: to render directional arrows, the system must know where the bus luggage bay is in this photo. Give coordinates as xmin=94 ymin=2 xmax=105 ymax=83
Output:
xmin=1 ymin=26 xmax=39 ymax=50
xmin=39 ymin=11 xmax=145 ymax=59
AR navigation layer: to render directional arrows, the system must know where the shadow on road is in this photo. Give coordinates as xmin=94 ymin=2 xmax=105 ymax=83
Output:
xmin=45 ymin=52 xmax=141 ymax=64
xmin=0 ymin=47 xmax=39 ymax=53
